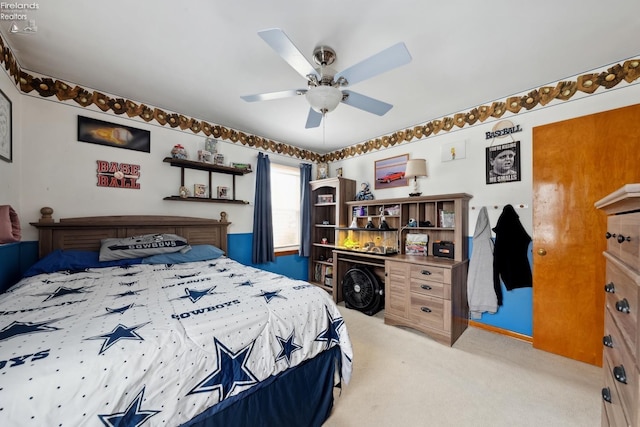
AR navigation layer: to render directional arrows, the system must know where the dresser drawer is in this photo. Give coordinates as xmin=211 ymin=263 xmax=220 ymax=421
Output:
xmin=607 ymin=212 xmax=640 ymax=270
xmin=603 ymin=323 xmax=638 ymax=425
xmin=409 ymin=293 xmax=450 ymax=332
xmin=602 ymin=354 xmax=632 ymax=427
xmin=409 ymin=264 xmax=450 ymax=283
xmin=605 ymin=258 xmax=639 ymax=359
xmin=410 ymin=277 xmax=449 ymax=299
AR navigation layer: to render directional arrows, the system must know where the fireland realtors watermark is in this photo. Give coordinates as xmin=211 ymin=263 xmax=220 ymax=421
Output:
xmin=0 ymin=2 xmax=39 ymax=21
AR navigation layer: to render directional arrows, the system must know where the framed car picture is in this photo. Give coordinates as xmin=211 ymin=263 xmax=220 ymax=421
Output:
xmin=374 ymin=153 xmax=409 ymax=189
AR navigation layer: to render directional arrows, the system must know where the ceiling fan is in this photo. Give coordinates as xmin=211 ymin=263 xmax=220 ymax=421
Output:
xmin=241 ymin=28 xmax=412 ymax=129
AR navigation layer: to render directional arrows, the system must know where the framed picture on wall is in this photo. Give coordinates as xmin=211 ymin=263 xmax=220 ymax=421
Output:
xmin=486 ymin=141 xmax=521 ymax=184
xmin=374 ymin=153 xmax=409 ymax=189
xmin=0 ymin=89 xmax=12 ymax=163
xmin=78 ymin=116 xmax=150 ymax=153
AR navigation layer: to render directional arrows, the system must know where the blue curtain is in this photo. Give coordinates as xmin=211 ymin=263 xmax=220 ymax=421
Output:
xmin=252 ymin=153 xmax=275 ymax=264
xmin=299 ymin=163 xmax=312 ymax=257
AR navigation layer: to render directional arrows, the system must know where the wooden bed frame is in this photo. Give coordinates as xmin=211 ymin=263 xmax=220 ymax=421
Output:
xmin=30 ymin=207 xmax=230 ymax=259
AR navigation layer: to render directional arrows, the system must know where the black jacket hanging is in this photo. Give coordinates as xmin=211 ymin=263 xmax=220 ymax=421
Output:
xmin=492 ymin=204 xmax=532 ymax=305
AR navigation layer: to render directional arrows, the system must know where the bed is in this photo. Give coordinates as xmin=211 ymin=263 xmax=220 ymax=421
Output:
xmin=0 ymin=209 xmax=353 ymax=426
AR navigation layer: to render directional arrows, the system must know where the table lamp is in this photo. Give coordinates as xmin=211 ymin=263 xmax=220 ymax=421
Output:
xmin=405 ymin=159 xmax=427 ymax=197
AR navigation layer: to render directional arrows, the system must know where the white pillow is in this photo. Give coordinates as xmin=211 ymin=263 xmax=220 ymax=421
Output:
xmin=99 ymin=233 xmax=190 ymax=261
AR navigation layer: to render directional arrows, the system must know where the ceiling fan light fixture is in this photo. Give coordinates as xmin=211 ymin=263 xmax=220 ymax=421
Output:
xmin=306 ymin=85 xmax=342 ymax=114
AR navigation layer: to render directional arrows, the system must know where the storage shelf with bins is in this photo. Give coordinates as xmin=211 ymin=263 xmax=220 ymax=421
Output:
xmin=162 ymin=157 xmax=252 ymax=204
xmin=309 ymin=177 xmax=356 ymax=301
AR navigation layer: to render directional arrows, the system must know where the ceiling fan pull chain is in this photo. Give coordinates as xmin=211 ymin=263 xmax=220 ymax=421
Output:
xmin=323 ymin=113 xmax=326 ymax=146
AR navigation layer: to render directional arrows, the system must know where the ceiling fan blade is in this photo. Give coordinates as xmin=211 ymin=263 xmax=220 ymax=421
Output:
xmin=258 ymin=28 xmax=319 ymax=80
xmin=342 ymin=90 xmax=393 ymax=116
xmin=241 ymin=89 xmax=305 ymax=102
xmin=305 ymin=108 xmax=323 ymax=128
xmin=335 ymin=42 xmax=411 ymax=86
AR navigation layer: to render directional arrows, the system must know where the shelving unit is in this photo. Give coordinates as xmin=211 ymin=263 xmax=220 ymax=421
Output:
xmin=346 ymin=193 xmax=472 ymax=261
xmin=309 ymin=177 xmax=356 ymax=301
xmin=162 ymin=157 xmax=252 ymax=204
xmin=337 ymin=193 xmax=472 ymax=346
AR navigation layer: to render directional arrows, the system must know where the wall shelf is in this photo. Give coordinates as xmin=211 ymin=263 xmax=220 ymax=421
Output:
xmin=162 ymin=157 xmax=252 ymax=204
xmin=163 ymin=196 xmax=249 ymax=205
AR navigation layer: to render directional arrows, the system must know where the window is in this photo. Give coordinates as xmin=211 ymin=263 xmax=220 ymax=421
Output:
xmin=270 ymin=163 xmax=300 ymax=252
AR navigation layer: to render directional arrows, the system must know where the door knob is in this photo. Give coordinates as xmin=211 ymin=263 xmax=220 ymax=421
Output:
xmin=537 ymin=248 xmax=547 ymax=256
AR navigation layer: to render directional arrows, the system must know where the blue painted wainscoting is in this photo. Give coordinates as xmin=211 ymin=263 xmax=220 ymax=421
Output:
xmin=227 ymin=233 xmax=309 ymax=281
xmin=0 ymin=241 xmax=38 ymax=293
xmin=1 ymin=235 xmax=530 ymax=338
xmin=467 ymin=236 xmax=533 ymax=337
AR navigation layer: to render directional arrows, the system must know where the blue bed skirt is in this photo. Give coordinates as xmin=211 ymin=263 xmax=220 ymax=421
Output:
xmin=183 ymin=345 xmax=342 ymax=427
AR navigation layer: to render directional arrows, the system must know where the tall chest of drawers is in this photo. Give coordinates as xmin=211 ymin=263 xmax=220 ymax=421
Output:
xmin=596 ymin=184 xmax=640 ymax=426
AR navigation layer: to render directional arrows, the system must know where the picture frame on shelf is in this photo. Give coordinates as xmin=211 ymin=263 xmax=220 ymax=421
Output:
xmin=317 ymin=162 xmax=328 ymax=179
xmin=213 ymin=153 xmax=225 ymax=165
xmin=217 ymin=186 xmax=229 ymax=199
xmin=317 ymin=194 xmax=333 ymax=204
xmin=194 ymin=184 xmax=207 ymax=198
xmin=0 ymin=88 xmax=12 ymax=163
xmin=197 ymin=150 xmax=212 ymax=163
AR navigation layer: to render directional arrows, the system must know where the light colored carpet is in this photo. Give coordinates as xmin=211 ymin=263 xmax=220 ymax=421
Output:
xmin=324 ymin=304 xmax=601 ymax=427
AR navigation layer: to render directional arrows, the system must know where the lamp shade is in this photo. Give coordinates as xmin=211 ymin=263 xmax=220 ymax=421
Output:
xmin=306 ymin=85 xmax=342 ymax=114
xmin=405 ymin=159 xmax=427 ymax=178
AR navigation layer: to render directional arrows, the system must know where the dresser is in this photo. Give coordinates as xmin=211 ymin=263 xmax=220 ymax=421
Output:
xmin=385 ymin=255 xmax=469 ymax=346
xmin=595 ymin=184 xmax=640 ymax=426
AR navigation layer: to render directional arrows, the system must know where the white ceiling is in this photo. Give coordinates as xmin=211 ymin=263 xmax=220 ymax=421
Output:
xmin=3 ymin=0 xmax=640 ymax=153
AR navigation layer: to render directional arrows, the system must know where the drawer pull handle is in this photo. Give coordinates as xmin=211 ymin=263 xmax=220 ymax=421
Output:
xmin=601 ymin=387 xmax=612 ymax=403
xmin=420 ymin=307 xmax=432 ymax=313
xmin=615 ymin=298 xmax=630 ymax=314
xmin=420 ymin=285 xmax=432 ymax=290
xmin=605 ymin=232 xmax=613 ymax=239
xmin=613 ymin=365 xmax=627 ymax=384
xmin=603 ymin=335 xmax=614 ymax=348
xmin=604 ymin=282 xmax=615 ymax=293
xmin=421 ymin=270 xmax=432 ymax=276
xmin=617 ymin=234 xmax=631 ymax=244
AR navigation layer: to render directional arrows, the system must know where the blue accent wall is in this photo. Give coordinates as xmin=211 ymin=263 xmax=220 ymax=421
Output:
xmin=227 ymin=233 xmax=309 ymax=281
xmin=0 ymin=241 xmax=38 ymax=293
xmin=467 ymin=236 xmax=533 ymax=337
xmin=1 ymin=235 xmax=531 ymax=338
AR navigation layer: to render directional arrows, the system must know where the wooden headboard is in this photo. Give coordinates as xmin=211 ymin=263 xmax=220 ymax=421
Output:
xmin=30 ymin=207 xmax=231 ymax=259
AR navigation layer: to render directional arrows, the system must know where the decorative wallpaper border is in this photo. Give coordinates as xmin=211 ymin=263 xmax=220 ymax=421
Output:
xmin=1 ymin=34 xmax=637 ymax=163
xmin=323 ymin=59 xmax=639 ymax=161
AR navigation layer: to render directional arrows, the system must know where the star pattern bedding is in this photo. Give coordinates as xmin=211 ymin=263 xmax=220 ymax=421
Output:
xmin=0 ymin=257 xmax=353 ymax=426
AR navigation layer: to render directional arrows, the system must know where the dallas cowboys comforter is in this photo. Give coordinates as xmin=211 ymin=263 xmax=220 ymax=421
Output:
xmin=0 ymin=257 xmax=353 ymax=426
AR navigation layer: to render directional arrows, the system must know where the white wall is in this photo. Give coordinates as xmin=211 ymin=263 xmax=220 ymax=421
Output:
xmin=6 ymin=73 xmax=640 ymax=243
xmin=17 ymin=95 xmax=308 ymax=240
xmin=332 ymin=83 xmax=640 ymax=236
xmin=0 ymin=70 xmax=22 ymax=209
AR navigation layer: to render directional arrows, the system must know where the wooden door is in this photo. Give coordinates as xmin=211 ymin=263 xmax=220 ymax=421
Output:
xmin=532 ymin=103 xmax=640 ymax=366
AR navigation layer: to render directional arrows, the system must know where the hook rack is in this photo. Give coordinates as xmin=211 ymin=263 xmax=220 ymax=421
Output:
xmin=471 ymin=204 xmax=529 ymax=210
